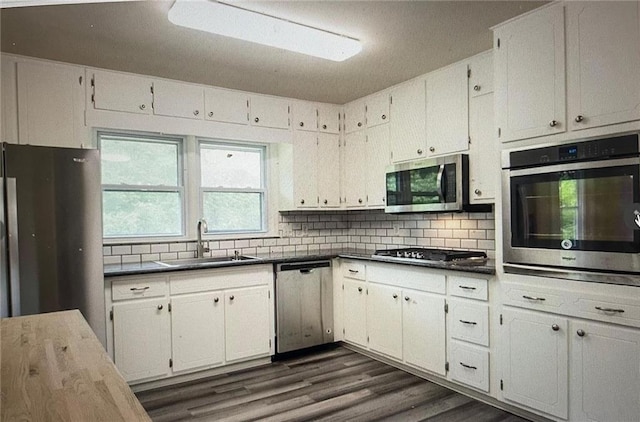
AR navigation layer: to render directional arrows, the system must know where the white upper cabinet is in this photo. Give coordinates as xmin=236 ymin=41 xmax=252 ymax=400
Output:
xmin=92 ymin=70 xmax=153 ymax=115
xmin=343 ymin=131 xmax=367 ymax=207
xmin=426 ymin=61 xmax=469 ymax=156
xmin=469 ymin=51 xmax=493 ymax=98
xmin=365 ymin=124 xmax=390 ymax=208
xmin=344 ymin=99 xmax=365 ymax=133
xmin=389 ymin=78 xmax=427 ymax=163
xmin=292 ymin=130 xmax=318 ymax=208
xmin=17 ymin=60 xmax=86 ymax=148
xmin=153 ymin=80 xmax=204 ymax=120
xmin=250 ymin=95 xmax=290 ymax=129
xmin=317 ymin=103 xmax=340 ymax=134
xmin=317 ymin=133 xmax=341 ymax=208
xmin=366 ymin=92 xmax=390 ymax=128
xmin=204 ymin=88 xmax=249 ymax=125
xmin=292 ymin=101 xmax=317 ymax=132
xmin=494 ymin=3 xmax=566 ymax=142
xmin=566 ymin=1 xmax=640 ymax=131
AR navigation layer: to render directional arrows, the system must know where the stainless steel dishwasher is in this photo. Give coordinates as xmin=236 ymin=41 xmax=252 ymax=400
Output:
xmin=275 ymin=261 xmax=333 ymax=354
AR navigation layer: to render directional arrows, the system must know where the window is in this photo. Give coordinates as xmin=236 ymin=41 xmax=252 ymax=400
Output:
xmin=199 ymin=141 xmax=266 ymax=233
xmin=100 ymin=133 xmax=184 ymax=238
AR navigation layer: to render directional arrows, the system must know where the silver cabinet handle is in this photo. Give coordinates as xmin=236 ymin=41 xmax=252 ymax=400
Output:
xmin=208 ymin=111 xmax=214 ymax=117
xmin=214 ymin=297 xmax=219 ymax=303
xmin=130 ymin=286 xmax=150 ymax=292
xmin=552 ymin=324 xmax=559 ymax=331
xmin=381 ymin=114 xmax=386 ymax=120
xmin=459 ymin=285 xmax=476 ymax=290
xmin=140 ymin=104 xmax=146 ymax=110
xmin=157 ymin=304 xmax=163 ymax=310
xmin=348 ymin=269 xmax=359 ymax=273
xmin=229 ymin=295 xmax=235 ymax=301
xmin=323 ymin=199 xmax=328 ymax=204
xmin=473 ymin=85 xmax=481 ymax=91
xmin=549 ymin=120 xmax=558 ymax=127
xmin=404 ymin=296 xmax=410 ymax=301
xmin=194 ymin=110 xmax=200 ymax=116
xmin=459 ymin=320 xmax=477 ymax=325
xmin=393 ymin=294 xmax=398 ymax=299
xmin=575 ymin=115 xmax=584 ymax=123
xmin=254 ymin=117 xmax=259 ymax=123
xmin=523 ymin=295 xmax=546 ymax=301
xmin=299 ymin=121 xmax=304 ymax=127
xmin=322 ymin=124 xmax=327 ymax=129
xmin=300 ymin=199 xmax=305 ymax=205
xmin=577 ymin=329 xmax=585 ymax=337
xmin=595 ymin=306 xmax=624 ymax=313
xmin=357 ymin=287 xmax=363 ymax=293
xmin=474 ymin=189 xmax=481 ymax=196
xmin=417 ymin=149 xmax=423 ymax=154
xmin=358 ymin=198 xmax=363 ymax=204
xmin=460 ymin=362 xmax=477 ymax=370
xmin=357 ymin=122 xmax=363 ymax=127
xmin=429 ymin=146 xmax=435 ymax=152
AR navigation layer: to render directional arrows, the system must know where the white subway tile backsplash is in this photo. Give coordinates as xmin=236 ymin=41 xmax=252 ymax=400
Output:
xmin=112 ymin=245 xmax=131 ymax=255
xmin=219 ymin=240 xmax=235 ymax=249
xmin=169 ymin=243 xmax=187 ymax=253
xmin=103 ymin=255 xmax=121 ymax=265
xmin=131 ymin=245 xmax=150 ymax=254
xmin=151 ymin=244 xmax=169 ymax=254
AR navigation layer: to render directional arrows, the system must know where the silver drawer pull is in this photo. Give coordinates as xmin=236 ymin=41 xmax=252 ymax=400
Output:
xmin=595 ymin=306 xmax=624 ymax=313
xmin=458 ymin=285 xmax=476 ymax=290
xmin=348 ymin=269 xmax=359 ymax=273
xmin=460 ymin=362 xmax=477 ymax=370
xmin=523 ymin=295 xmax=545 ymax=301
xmin=459 ymin=320 xmax=477 ymax=325
xmin=130 ymin=286 xmax=150 ymax=292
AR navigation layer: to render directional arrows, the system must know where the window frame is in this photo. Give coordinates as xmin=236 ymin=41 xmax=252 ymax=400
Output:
xmin=197 ymin=138 xmax=268 ymax=235
xmin=99 ymin=131 xmax=186 ymax=241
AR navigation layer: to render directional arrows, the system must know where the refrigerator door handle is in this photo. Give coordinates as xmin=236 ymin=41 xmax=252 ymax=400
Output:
xmin=7 ymin=177 xmax=20 ymax=315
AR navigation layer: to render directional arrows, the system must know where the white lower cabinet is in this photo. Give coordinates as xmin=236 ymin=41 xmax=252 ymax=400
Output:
xmin=225 ymin=286 xmax=272 ymax=362
xmin=449 ymin=341 xmax=489 ymax=393
xmin=569 ymin=320 xmax=640 ymax=422
xmin=501 ymin=308 xmax=569 ymax=419
xmin=367 ymin=283 xmax=402 ymax=360
xmin=171 ymin=292 xmax=224 ymax=373
xmin=403 ymin=289 xmax=446 ymax=375
xmin=113 ymin=298 xmax=171 ymax=383
xmin=342 ymin=279 xmax=368 ymax=347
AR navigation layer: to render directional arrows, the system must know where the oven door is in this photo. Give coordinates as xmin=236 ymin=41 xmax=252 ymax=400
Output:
xmin=503 ymin=157 xmax=640 ymax=273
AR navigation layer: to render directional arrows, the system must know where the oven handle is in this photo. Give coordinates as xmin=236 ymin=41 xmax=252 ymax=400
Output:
xmin=508 ymin=156 xmax=640 ymax=177
xmin=436 ymin=164 xmax=445 ymax=203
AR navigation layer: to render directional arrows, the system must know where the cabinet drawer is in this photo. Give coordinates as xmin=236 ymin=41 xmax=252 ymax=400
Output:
xmin=449 ymin=300 xmax=489 ymax=346
xmin=572 ymin=297 xmax=640 ymax=328
xmin=449 ymin=341 xmax=489 ymax=392
xmin=448 ymin=276 xmax=488 ymax=301
xmin=112 ymin=277 xmax=167 ymax=301
xmin=367 ymin=263 xmax=445 ymax=294
xmin=502 ymin=283 xmax=566 ymax=311
xmin=342 ymin=261 xmax=366 ymax=281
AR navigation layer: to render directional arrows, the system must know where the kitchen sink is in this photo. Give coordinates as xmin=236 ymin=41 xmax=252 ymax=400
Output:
xmin=155 ymin=255 xmax=260 ymax=268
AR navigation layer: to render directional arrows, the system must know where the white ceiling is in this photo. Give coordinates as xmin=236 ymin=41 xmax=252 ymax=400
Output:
xmin=0 ymin=1 xmax=546 ymax=104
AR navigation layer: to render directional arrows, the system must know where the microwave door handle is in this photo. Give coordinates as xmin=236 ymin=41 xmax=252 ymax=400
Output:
xmin=436 ymin=164 xmax=445 ymax=203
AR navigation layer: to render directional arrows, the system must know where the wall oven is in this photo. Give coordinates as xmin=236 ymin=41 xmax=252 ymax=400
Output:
xmin=503 ymin=133 xmax=640 ymax=277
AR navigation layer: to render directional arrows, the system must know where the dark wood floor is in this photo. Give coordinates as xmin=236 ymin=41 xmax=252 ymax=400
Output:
xmin=136 ymin=346 xmax=530 ymax=422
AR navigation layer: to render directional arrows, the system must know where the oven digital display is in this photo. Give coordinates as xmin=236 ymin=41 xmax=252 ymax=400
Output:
xmin=559 ymin=145 xmax=578 ymax=160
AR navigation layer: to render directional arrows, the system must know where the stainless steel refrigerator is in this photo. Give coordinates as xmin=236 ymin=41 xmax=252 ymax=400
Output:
xmin=0 ymin=143 xmax=105 ymax=346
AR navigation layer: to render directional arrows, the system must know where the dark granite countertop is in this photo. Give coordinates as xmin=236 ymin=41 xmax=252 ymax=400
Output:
xmin=104 ymin=248 xmax=496 ymax=278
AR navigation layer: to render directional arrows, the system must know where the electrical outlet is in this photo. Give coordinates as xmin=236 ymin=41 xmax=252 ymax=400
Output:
xmin=392 ymin=222 xmax=401 ymax=236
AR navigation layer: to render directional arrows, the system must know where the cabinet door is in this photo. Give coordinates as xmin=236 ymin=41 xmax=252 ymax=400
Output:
xmin=204 ymin=88 xmax=249 ymax=125
xmin=153 ymin=80 xmax=204 ymax=120
xmin=469 ymin=51 xmax=494 ymax=98
xmin=426 ymin=62 xmax=469 ymax=156
xmin=317 ymin=103 xmax=340 ymax=134
xmin=343 ymin=279 xmax=367 ymax=347
xmin=292 ymin=102 xmax=317 ymax=132
xmin=225 ymin=286 xmax=271 ymax=362
xmin=317 ymin=133 xmax=341 ymax=208
xmin=403 ymin=290 xmax=446 ymax=375
xmin=367 ymin=93 xmax=390 ymax=128
xmin=494 ymin=3 xmax=566 ymax=142
xmin=292 ymin=131 xmax=318 ymax=208
xmin=1 ymin=58 xmax=18 ymax=144
xmin=367 ymin=284 xmax=402 ymax=360
xmin=567 ymin=1 xmax=640 ymax=131
xmin=113 ymin=298 xmax=170 ymax=382
xmin=344 ymin=100 xmax=365 ymax=133
xmin=501 ymin=308 xmax=568 ymax=419
xmin=366 ymin=124 xmax=390 ymax=208
xmin=92 ymin=70 xmax=152 ymax=115
xmin=250 ymin=95 xmax=289 ymax=129
xmin=171 ymin=292 xmax=224 ymax=373
xmin=468 ymin=92 xmax=497 ymax=204
xmin=389 ymin=79 xmax=427 ymax=163
xmin=570 ymin=320 xmax=640 ymax=422
xmin=343 ymin=131 xmax=367 ymax=208
xmin=17 ymin=61 xmax=85 ymax=148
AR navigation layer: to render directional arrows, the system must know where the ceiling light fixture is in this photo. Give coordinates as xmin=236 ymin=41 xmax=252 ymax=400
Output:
xmin=167 ymin=0 xmax=362 ymax=62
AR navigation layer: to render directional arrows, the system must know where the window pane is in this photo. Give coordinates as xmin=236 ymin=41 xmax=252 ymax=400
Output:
xmin=102 ymin=137 xmax=179 ymax=186
xmin=103 ymin=191 xmax=182 ymax=237
xmin=203 ymin=192 xmax=263 ymax=232
xmin=200 ymin=145 xmax=262 ymax=188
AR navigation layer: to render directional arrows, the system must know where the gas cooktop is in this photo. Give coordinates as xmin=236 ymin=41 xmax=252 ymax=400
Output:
xmin=373 ymin=247 xmax=487 ymax=262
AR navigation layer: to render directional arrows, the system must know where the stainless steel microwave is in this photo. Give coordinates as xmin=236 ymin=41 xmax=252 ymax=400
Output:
xmin=502 ymin=133 xmax=640 ymax=276
xmin=385 ymin=154 xmax=484 ymax=213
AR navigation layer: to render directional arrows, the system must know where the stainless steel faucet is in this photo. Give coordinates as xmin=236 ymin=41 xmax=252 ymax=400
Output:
xmin=196 ymin=219 xmax=209 ymax=258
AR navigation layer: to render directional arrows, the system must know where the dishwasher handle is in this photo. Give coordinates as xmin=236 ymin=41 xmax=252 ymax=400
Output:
xmin=278 ymin=261 xmax=331 ymax=272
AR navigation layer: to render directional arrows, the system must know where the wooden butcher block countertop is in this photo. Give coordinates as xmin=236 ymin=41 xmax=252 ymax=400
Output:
xmin=1 ymin=310 xmax=150 ymax=422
